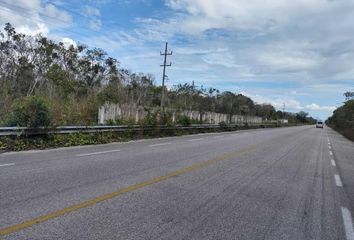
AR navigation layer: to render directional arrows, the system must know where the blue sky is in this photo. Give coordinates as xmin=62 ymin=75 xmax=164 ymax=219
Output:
xmin=1 ymin=0 xmax=354 ymax=120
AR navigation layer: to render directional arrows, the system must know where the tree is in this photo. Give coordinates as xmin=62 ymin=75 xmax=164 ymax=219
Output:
xmin=296 ymin=111 xmax=309 ymax=123
xmin=8 ymin=96 xmax=51 ymax=127
xmin=0 ymin=23 xmax=315 ymax=127
xmin=344 ymin=91 xmax=354 ymax=101
xmin=255 ymin=104 xmax=276 ymax=120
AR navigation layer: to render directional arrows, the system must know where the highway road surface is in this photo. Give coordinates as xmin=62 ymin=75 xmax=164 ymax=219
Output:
xmin=1 ymin=126 xmax=354 ymax=239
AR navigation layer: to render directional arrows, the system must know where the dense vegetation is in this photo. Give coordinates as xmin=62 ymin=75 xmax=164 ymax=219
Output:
xmin=0 ymin=23 xmax=314 ymax=128
xmin=327 ymin=92 xmax=354 ymax=141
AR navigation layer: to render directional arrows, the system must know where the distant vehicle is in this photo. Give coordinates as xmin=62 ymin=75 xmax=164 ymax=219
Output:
xmin=316 ymin=121 xmax=324 ymax=128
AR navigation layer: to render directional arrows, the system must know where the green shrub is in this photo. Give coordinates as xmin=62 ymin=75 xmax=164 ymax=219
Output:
xmin=8 ymin=96 xmax=52 ymax=128
xmin=327 ymin=99 xmax=354 ymax=141
xmin=0 ymin=140 xmax=6 ymax=150
xmin=144 ymin=108 xmax=160 ymax=126
xmin=219 ymin=121 xmax=227 ymax=128
xmin=176 ymin=115 xmax=191 ymax=126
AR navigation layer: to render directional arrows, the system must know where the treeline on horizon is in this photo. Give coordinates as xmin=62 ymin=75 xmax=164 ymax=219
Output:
xmin=0 ymin=23 xmax=316 ymax=127
xmin=326 ymin=91 xmax=354 ymax=141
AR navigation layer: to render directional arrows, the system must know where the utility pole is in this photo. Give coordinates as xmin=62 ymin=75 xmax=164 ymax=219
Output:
xmin=160 ymin=42 xmax=172 ymax=114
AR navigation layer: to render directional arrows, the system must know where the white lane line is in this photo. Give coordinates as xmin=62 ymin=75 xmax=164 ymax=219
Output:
xmin=329 ymin=145 xmax=332 ymax=149
xmin=188 ymin=138 xmax=204 ymax=142
xmin=76 ymin=149 xmax=121 ymax=157
xmin=329 ymin=150 xmax=333 ymax=156
xmin=149 ymin=142 xmax=172 ymax=147
xmin=213 ymin=136 xmax=224 ymax=139
xmin=335 ymin=174 xmax=343 ymax=187
xmin=341 ymin=207 xmax=354 ymax=240
xmin=331 ymin=159 xmax=336 ymax=167
xmin=0 ymin=163 xmax=15 ymax=167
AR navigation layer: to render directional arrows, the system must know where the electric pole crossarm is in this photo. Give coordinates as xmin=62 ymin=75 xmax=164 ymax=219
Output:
xmin=160 ymin=63 xmax=172 ymax=67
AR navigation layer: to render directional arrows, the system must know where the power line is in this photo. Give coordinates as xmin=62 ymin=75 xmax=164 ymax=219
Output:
xmin=160 ymin=42 xmax=172 ymax=114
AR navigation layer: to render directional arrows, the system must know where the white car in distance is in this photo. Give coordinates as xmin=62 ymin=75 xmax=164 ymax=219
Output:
xmin=316 ymin=121 xmax=324 ymax=128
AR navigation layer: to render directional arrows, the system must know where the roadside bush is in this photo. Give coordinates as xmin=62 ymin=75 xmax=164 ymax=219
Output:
xmin=8 ymin=96 xmax=52 ymax=128
xmin=176 ymin=115 xmax=191 ymax=126
xmin=219 ymin=121 xmax=228 ymax=131
xmin=327 ymin=100 xmax=354 ymax=141
xmin=144 ymin=108 xmax=160 ymax=126
xmin=0 ymin=140 xmax=6 ymax=150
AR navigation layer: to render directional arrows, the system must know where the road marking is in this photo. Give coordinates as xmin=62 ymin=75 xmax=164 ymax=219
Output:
xmin=331 ymin=159 xmax=336 ymax=167
xmin=335 ymin=174 xmax=343 ymax=187
xmin=76 ymin=149 xmax=121 ymax=157
xmin=148 ymin=142 xmax=172 ymax=147
xmin=329 ymin=150 xmax=333 ymax=156
xmin=341 ymin=207 xmax=354 ymax=240
xmin=213 ymin=136 xmax=224 ymax=139
xmin=0 ymin=142 xmax=264 ymax=236
xmin=188 ymin=138 xmax=204 ymax=142
xmin=0 ymin=163 xmax=15 ymax=167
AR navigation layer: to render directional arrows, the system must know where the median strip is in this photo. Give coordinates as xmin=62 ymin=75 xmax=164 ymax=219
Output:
xmin=0 ymin=141 xmax=263 ymax=236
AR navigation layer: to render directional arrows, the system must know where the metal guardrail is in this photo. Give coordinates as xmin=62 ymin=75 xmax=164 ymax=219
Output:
xmin=0 ymin=123 xmax=278 ymax=136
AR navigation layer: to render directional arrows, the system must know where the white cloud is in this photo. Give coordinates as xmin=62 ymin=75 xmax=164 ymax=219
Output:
xmin=82 ymin=5 xmax=101 ymax=17
xmin=201 ymin=49 xmax=241 ymax=68
xmin=62 ymin=37 xmax=77 ymax=48
xmin=0 ymin=0 xmax=72 ymax=36
xmin=240 ymin=92 xmax=302 ymax=111
xmin=257 ymin=53 xmax=320 ymax=73
xmin=16 ymin=23 xmax=50 ymax=36
xmin=0 ymin=0 xmax=45 ymax=35
xmin=164 ymin=0 xmax=352 ymax=34
xmin=159 ymin=0 xmax=354 ymax=82
xmin=305 ymin=104 xmax=336 ymax=112
xmin=89 ymin=19 xmax=102 ymax=31
xmin=43 ymin=4 xmax=72 ymax=25
xmin=81 ymin=5 xmax=102 ymax=30
xmin=239 ymin=92 xmax=336 ymax=119
xmin=241 ymin=91 xmax=337 ymax=115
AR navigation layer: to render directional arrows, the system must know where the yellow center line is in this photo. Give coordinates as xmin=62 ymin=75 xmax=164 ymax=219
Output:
xmin=0 ymin=143 xmax=263 ymax=236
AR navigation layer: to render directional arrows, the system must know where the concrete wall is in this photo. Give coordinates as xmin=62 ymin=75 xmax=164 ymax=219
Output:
xmin=98 ymin=103 xmax=262 ymax=124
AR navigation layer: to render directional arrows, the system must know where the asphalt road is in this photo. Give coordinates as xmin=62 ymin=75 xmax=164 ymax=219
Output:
xmin=1 ymin=126 xmax=354 ymax=240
